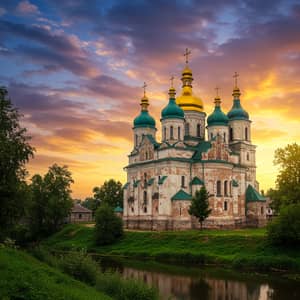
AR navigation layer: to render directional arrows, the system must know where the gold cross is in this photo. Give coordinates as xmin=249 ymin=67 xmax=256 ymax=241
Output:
xmin=183 ymin=48 xmax=191 ymax=64
xmin=142 ymin=82 xmax=147 ymax=96
xmin=170 ymin=75 xmax=174 ymax=87
xmin=233 ymin=72 xmax=239 ymax=87
xmin=215 ymin=86 xmax=220 ymax=97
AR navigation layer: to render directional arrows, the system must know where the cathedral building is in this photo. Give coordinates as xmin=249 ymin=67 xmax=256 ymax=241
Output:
xmin=123 ymin=57 xmax=266 ymax=230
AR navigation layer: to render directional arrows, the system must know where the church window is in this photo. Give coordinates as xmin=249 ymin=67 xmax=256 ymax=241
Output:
xmin=131 ymin=207 xmax=134 ymax=213
xmin=143 ymin=191 xmax=147 ymax=205
xmin=144 ymin=206 xmax=147 ymax=213
xmin=185 ymin=123 xmax=190 ymax=136
xmin=245 ymin=127 xmax=248 ymax=140
xmin=230 ymin=128 xmax=233 ymax=141
xmin=135 ymin=134 xmax=138 ymax=146
xmin=79 ymin=213 xmax=82 ymax=219
xmin=145 ymin=151 xmax=148 ymax=160
xmin=179 ymin=206 xmax=182 ymax=216
xmin=224 ymin=201 xmax=228 ymax=211
xmin=217 ymin=180 xmax=222 ymax=196
xmin=197 ymin=124 xmax=201 ymax=137
xmin=261 ymin=206 xmax=264 ymax=215
xmin=247 ymin=153 xmax=250 ymax=161
xmin=223 ymin=132 xmax=226 ymax=142
xmin=178 ymin=127 xmax=181 ymax=140
xmin=224 ymin=180 xmax=228 ymax=196
xmin=170 ymin=126 xmax=174 ymax=139
xmin=181 ymin=176 xmax=185 ymax=188
xmin=164 ymin=127 xmax=166 ymax=140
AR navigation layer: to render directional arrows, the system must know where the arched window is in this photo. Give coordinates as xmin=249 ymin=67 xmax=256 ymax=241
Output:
xmin=223 ymin=132 xmax=226 ymax=142
xmin=181 ymin=176 xmax=185 ymax=188
xmin=145 ymin=151 xmax=148 ymax=160
xmin=217 ymin=180 xmax=221 ymax=196
xmin=224 ymin=180 xmax=228 ymax=196
xmin=197 ymin=124 xmax=201 ymax=137
xmin=178 ymin=127 xmax=181 ymax=140
xmin=144 ymin=206 xmax=147 ymax=213
xmin=170 ymin=126 xmax=174 ymax=139
xmin=185 ymin=123 xmax=190 ymax=136
xmin=261 ymin=206 xmax=264 ymax=215
xmin=143 ymin=191 xmax=147 ymax=205
xmin=245 ymin=127 xmax=248 ymax=140
xmin=246 ymin=153 xmax=250 ymax=161
xmin=164 ymin=127 xmax=166 ymax=140
xmin=135 ymin=134 xmax=138 ymax=146
xmin=224 ymin=201 xmax=228 ymax=211
xmin=230 ymin=128 xmax=233 ymax=141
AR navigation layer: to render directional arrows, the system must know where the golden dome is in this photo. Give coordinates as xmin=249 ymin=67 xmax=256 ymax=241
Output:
xmin=176 ymin=65 xmax=204 ymax=112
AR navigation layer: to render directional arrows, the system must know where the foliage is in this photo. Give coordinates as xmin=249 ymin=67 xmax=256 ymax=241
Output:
xmin=0 ymin=86 xmax=35 ymax=238
xmin=29 ymin=164 xmax=74 ymax=238
xmin=81 ymin=196 xmax=100 ymax=213
xmin=43 ymin=224 xmax=300 ymax=272
xmin=267 ymin=204 xmax=300 ymax=246
xmin=93 ymin=179 xmax=123 ymax=210
xmin=272 ymin=143 xmax=300 ymax=210
xmin=188 ymin=186 xmax=212 ymax=229
xmin=95 ymin=204 xmax=123 ymax=245
xmin=0 ymin=248 xmax=111 ymax=300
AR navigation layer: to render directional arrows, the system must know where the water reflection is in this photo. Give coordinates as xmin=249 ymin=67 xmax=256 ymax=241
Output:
xmin=95 ymin=257 xmax=300 ymax=300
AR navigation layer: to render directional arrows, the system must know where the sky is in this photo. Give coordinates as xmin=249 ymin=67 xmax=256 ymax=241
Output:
xmin=1 ymin=0 xmax=300 ymax=199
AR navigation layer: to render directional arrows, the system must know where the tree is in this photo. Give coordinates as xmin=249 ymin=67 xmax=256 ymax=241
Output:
xmin=29 ymin=164 xmax=74 ymax=238
xmin=94 ymin=204 xmax=123 ymax=245
xmin=188 ymin=186 xmax=212 ymax=229
xmin=273 ymin=143 xmax=300 ymax=209
xmin=0 ymin=86 xmax=34 ymax=238
xmin=93 ymin=179 xmax=123 ymax=209
xmin=81 ymin=197 xmax=99 ymax=213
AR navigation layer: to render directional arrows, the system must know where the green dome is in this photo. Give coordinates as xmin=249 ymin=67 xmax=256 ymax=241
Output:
xmin=207 ymin=106 xmax=229 ymax=126
xmin=161 ymin=98 xmax=184 ymax=120
xmin=133 ymin=110 xmax=156 ymax=128
xmin=227 ymin=99 xmax=249 ymax=120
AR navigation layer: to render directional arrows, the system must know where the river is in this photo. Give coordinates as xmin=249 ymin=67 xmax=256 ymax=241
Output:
xmin=96 ymin=256 xmax=300 ymax=300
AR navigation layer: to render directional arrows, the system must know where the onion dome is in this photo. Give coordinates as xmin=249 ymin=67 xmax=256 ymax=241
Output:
xmin=227 ymin=87 xmax=249 ymax=120
xmin=207 ymin=95 xmax=229 ymax=126
xmin=133 ymin=90 xmax=156 ymax=129
xmin=161 ymin=86 xmax=184 ymax=120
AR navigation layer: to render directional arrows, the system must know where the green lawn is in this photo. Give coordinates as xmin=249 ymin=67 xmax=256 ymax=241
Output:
xmin=43 ymin=224 xmax=300 ymax=272
xmin=0 ymin=247 xmax=112 ymax=300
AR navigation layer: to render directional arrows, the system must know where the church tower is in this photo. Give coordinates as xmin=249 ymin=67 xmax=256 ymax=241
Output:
xmin=161 ymin=78 xmax=185 ymax=143
xmin=207 ymin=88 xmax=229 ymax=143
xmin=176 ymin=49 xmax=206 ymax=144
xmin=133 ymin=83 xmax=156 ymax=148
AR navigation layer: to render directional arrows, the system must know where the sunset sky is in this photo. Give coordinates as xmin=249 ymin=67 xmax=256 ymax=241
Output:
xmin=1 ymin=0 xmax=300 ymax=199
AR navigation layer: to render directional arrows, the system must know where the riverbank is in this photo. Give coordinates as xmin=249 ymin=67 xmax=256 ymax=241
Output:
xmin=43 ymin=224 xmax=300 ymax=275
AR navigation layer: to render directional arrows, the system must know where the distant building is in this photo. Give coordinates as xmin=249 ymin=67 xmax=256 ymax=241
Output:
xmin=70 ymin=203 xmax=93 ymax=223
xmin=123 ymin=55 xmax=267 ymax=230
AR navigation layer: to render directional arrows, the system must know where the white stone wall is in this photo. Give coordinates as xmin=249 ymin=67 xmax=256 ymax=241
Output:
xmin=207 ymin=125 xmax=229 ymax=144
xmin=133 ymin=127 xmax=156 ymax=148
xmin=228 ymin=120 xmax=251 ymax=143
xmin=161 ymin=118 xmax=184 ymax=142
xmin=184 ymin=111 xmax=206 ymax=139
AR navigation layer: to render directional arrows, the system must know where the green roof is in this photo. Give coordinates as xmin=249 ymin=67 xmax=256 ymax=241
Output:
xmin=114 ymin=206 xmax=123 ymax=213
xmin=190 ymin=176 xmax=204 ymax=185
xmin=144 ymin=134 xmax=160 ymax=148
xmin=227 ymin=99 xmax=249 ymax=120
xmin=171 ymin=189 xmax=192 ymax=201
xmin=147 ymin=178 xmax=155 ymax=186
xmin=232 ymin=179 xmax=239 ymax=187
xmin=161 ymin=97 xmax=184 ymax=120
xmin=133 ymin=110 xmax=156 ymax=128
xmin=192 ymin=141 xmax=212 ymax=160
xmin=158 ymin=175 xmax=168 ymax=185
xmin=123 ymin=182 xmax=130 ymax=189
xmin=207 ymin=106 xmax=229 ymax=126
xmin=246 ymin=184 xmax=266 ymax=202
xmin=133 ymin=180 xmax=140 ymax=187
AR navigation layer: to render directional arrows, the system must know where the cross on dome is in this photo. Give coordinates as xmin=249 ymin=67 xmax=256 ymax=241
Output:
xmin=183 ymin=48 xmax=191 ymax=64
xmin=142 ymin=82 xmax=147 ymax=96
xmin=233 ymin=72 xmax=239 ymax=87
xmin=170 ymin=75 xmax=174 ymax=87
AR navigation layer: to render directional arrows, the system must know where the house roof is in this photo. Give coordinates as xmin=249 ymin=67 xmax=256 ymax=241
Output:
xmin=246 ymin=185 xmax=266 ymax=202
xmin=171 ymin=189 xmax=193 ymax=201
xmin=114 ymin=206 xmax=123 ymax=213
xmin=192 ymin=141 xmax=211 ymax=160
xmin=190 ymin=176 xmax=204 ymax=185
xmin=71 ymin=204 xmax=92 ymax=213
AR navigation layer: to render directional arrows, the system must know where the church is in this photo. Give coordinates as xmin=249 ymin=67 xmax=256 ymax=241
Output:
xmin=123 ymin=51 xmax=266 ymax=230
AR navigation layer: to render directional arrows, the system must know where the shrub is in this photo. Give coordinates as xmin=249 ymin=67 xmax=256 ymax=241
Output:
xmin=94 ymin=204 xmax=123 ymax=245
xmin=267 ymin=203 xmax=300 ymax=246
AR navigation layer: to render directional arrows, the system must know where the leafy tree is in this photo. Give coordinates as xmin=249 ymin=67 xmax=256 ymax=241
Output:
xmin=94 ymin=204 xmax=123 ymax=245
xmin=29 ymin=164 xmax=74 ymax=238
xmin=267 ymin=203 xmax=300 ymax=246
xmin=189 ymin=186 xmax=212 ymax=229
xmin=93 ymin=179 xmax=123 ymax=209
xmin=0 ymin=86 xmax=34 ymax=238
xmin=272 ymin=143 xmax=300 ymax=209
xmin=81 ymin=197 xmax=100 ymax=214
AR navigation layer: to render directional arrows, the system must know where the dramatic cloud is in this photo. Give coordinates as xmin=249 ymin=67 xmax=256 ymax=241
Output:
xmin=16 ymin=0 xmax=40 ymax=15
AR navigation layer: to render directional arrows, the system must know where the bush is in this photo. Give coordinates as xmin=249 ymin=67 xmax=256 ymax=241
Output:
xmin=95 ymin=204 xmax=123 ymax=245
xmin=267 ymin=204 xmax=300 ymax=246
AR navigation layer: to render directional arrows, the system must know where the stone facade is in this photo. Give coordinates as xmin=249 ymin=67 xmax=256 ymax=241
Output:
xmin=123 ymin=65 xmax=266 ymax=230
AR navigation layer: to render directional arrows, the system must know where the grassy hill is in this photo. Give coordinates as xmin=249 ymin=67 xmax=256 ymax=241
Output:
xmin=0 ymin=247 xmax=112 ymax=300
xmin=43 ymin=224 xmax=300 ymax=273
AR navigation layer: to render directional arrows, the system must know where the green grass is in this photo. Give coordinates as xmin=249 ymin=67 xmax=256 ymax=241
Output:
xmin=43 ymin=224 xmax=300 ymax=273
xmin=0 ymin=247 xmax=111 ymax=300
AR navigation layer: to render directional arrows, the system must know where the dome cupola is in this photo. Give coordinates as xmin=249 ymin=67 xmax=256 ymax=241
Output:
xmin=207 ymin=94 xmax=229 ymax=126
xmin=161 ymin=84 xmax=184 ymax=120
